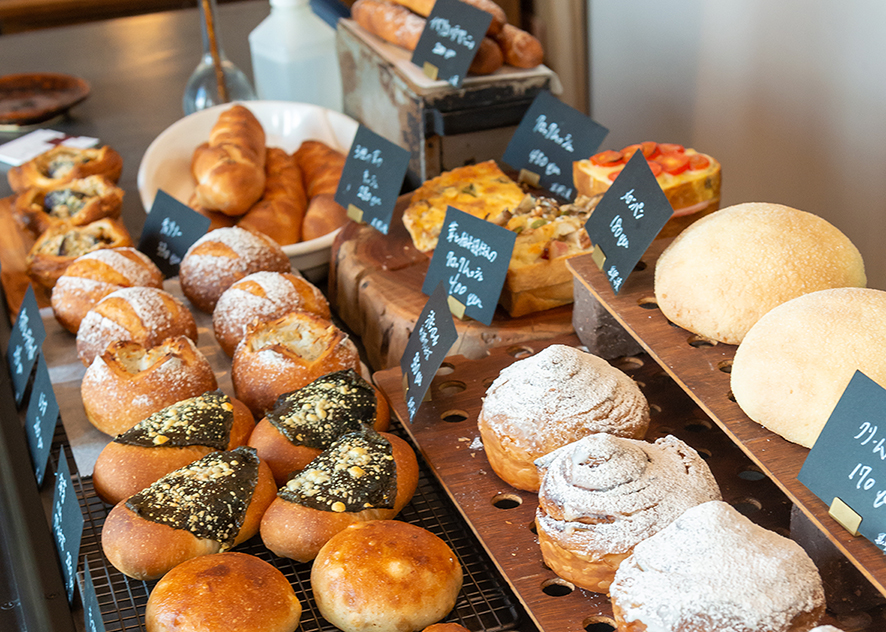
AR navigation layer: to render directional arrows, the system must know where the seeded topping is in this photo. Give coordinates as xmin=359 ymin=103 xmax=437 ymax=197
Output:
xmin=44 ymin=189 xmax=89 ymax=219
xmin=114 ymin=390 xmax=234 ymax=449
xmin=267 ymin=369 xmax=377 ymax=449
xmin=125 ymin=446 xmax=258 ymax=547
xmin=279 ymin=431 xmax=396 ymax=513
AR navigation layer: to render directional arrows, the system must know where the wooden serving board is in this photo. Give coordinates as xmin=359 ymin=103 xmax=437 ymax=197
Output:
xmin=0 ymin=194 xmax=51 ymax=316
xmin=373 ymin=336 xmax=831 ymax=632
xmin=567 ymin=244 xmax=886 ymax=598
xmin=329 ymin=195 xmax=575 ymax=370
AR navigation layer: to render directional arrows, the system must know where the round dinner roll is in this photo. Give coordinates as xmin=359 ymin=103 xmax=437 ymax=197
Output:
xmin=76 ymin=286 xmax=197 ymax=366
xmin=311 ymin=520 xmax=463 ymax=632
xmin=213 ymin=270 xmax=330 ymax=356
xmin=178 ymin=226 xmax=290 ymax=313
xmin=145 ymin=552 xmax=301 ymax=632
xmin=654 ymin=202 xmax=866 ymax=344
xmin=731 ymin=287 xmax=886 ymax=448
xmin=478 ymin=344 xmax=649 ymax=492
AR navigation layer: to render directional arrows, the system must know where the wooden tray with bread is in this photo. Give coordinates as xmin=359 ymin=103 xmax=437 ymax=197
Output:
xmin=566 ymin=242 xmax=886 ymax=600
xmin=373 ymin=335 xmax=859 ymax=631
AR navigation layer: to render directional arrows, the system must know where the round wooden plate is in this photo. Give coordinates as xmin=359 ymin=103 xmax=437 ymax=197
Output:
xmin=0 ymin=73 xmax=90 ymax=126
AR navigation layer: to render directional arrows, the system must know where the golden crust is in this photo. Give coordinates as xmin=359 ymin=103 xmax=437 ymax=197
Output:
xmin=13 ymin=175 xmax=123 ymax=236
xmin=7 ymin=145 xmax=123 ymax=193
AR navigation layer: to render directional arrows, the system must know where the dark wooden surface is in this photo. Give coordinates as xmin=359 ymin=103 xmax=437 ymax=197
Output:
xmin=567 ymin=242 xmax=886 ymax=599
xmin=372 ymin=335 xmax=853 ymax=631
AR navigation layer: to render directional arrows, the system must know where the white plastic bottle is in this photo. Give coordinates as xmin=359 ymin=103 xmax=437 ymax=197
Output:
xmin=248 ymin=0 xmax=344 ymax=111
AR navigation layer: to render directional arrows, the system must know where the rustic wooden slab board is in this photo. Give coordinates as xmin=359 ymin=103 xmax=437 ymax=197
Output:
xmin=0 ymin=194 xmax=51 ymax=316
xmin=374 ymin=335 xmax=827 ymax=632
xmin=567 ymin=243 xmax=886 ymax=598
xmin=329 ymin=195 xmax=575 ymax=370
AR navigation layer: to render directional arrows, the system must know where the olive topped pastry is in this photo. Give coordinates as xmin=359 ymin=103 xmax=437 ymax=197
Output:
xmin=13 ymin=175 xmax=123 ymax=236
xmin=7 ymin=145 xmax=123 ymax=193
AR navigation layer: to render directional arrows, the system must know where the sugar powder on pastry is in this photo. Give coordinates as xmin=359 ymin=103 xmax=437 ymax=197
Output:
xmin=477 ymin=344 xmax=649 ymax=492
xmin=654 ymin=202 xmax=866 ymax=344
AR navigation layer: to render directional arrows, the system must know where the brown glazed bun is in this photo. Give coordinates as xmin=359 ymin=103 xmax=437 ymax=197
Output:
xmin=190 ymin=104 xmax=267 ymax=216
xmin=13 ymin=175 xmax=124 ymax=236
xmin=232 ymin=311 xmax=360 ymax=418
xmin=260 ymin=430 xmax=418 ymax=562
xmin=292 ymin=140 xmax=346 ymax=198
xmin=92 ymin=391 xmax=255 ymax=505
xmin=7 ymin=144 xmax=123 ymax=193
xmin=212 ymin=271 xmax=330 ymax=357
xmin=654 ymin=202 xmax=867 ymax=344
xmin=248 ymin=369 xmax=391 ymax=486
xmin=534 ymin=434 xmax=720 ymax=594
xmin=51 ymin=247 xmax=164 ymax=334
xmin=237 ymin=147 xmax=307 ymax=246
xmin=76 ymin=287 xmax=197 ymax=366
xmin=82 ymin=336 xmax=217 ymax=436
xmin=478 ymin=344 xmax=649 ymax=492
xmin=609 ymin=501 xmax=825 ymax=632
xmin=145 ymin=552 xmax=301 ymax=632
xmin=101 ymin=446 xmax=276 ymax=580
xmin=26 ymin=217 xmax=133 ymax=292
xmin=301 ymin=194 xmax=350 ymax=241
xmin=178 ymin=226 xmax=290 ymax=313
xmin=311 ymin=520 xmax=463 ymax=632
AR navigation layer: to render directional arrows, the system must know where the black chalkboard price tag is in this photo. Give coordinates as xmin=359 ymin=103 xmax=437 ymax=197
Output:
xmin=422 ymin=206 xmax=516 ymax=327
xmin=80 ymin=562 xmax=107 ymax=632
xmin=139 ymin=190 xmax=211 ymax=278
xmin=400 ymin=281 xmax=458 ymax=422
xmin=411 ymin=0 xmax=493 ymax=88
xmin=25 ymin=353 xmax=59 ymax=486
xmin=583 ymin=150 xmax=674 ymax=294
xmin=502 ymin=90 xmax=608 ymax=201
xmin=335 ymin=125 xmax=410 ymax=235
xmin=799 ymin=371 xmax=886 ymax=550
xmin=52 ymin=446 xmax=84 ymax=603
xmin=6 ymin=285 xmax=47 ymax=406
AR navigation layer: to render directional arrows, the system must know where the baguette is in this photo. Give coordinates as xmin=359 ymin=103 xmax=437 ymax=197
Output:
xmin=237 ymin=148 xmax=307 ymax=245
xmin=388 ymin=0 xmax=506 ymax=36
xmin=101 ymin=446 xmax=277 ymax=580
xmin=492 ymin=23 xmax=543 ymax=69
xmin=191 ymin=105 xmax=267 ymax=216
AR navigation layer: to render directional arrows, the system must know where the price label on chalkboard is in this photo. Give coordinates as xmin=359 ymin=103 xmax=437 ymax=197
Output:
xmin=799 ymin=371 xmax=886 ymax=550
xmin=7 ymin=285 xmax=46 ymax=406
xmin=400 ymin=281 xmax=458 ymax=422
xmin=335 ymin=126 xmax=410 ymax=235
xmin=25 ymin=353 xmax=59 ymax=486
xmin=583 ymin=151 xmax=674 ymax=294
xmin=52 ymin=446 xmax=84 ymax=604
xmin=81 ymin=562 xmax=107 ymax=632
xmin=411 ymin=0 xmax=492 ymax=88
xmin=139 ymin=190 xmax=211 ymax=278
xmin=422 ymin=206 xmax=516 ymax=326
xmin=502 ymin=90 xmax=608 ymax=201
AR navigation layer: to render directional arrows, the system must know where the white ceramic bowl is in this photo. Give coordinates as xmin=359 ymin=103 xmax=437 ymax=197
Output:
xmin=137 ymin=101 xmax=359 ymax=280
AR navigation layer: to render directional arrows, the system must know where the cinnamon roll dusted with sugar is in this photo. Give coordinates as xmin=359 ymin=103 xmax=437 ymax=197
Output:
xmin=535 ymin=433 xmax=720 ymax=594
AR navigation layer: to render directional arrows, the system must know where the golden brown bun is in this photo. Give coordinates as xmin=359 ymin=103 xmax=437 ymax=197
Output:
xmin=468 ymin=37 xmax=504 ymax=75
xmin=178 ymin=226 xmax=290 ymax=313
xmin=14 ymin=175 xmax=124 ymax=236
xmin=311 ymin=520 xmax=463 ymax=632
xmin=101 ymin=453 xmax=277 ymax=580
xmin=478 ymin=345 xmax=649 ymax=492
xmin=302 ymin=194 xmax=349 ymax=241
xmin=145 ymin=552 xmax=301 ymax=632
xmin=82 ymin=336 xmax=217 ymax=436
xmin=191 ymin=105 xmax=267 ymax=216
xmin=50 ymin=246 xmax=164 ymax=334
xmin=731 ymin=288 xmax=886 ymax=448
xmin=260 ymin=432 xmax=418 ymax=562
xmin=351 ymin=0 xmax=426 ymax=51
xmin=7 ymin=145 xmax=123 ymax=193
xmin=26 ymin=217 xmax=133 ymax=292
xmin=293 ymin=140 xmax=346 ymax=198
xmin=423 ymin=625 xmax=471 ymax=632
xmin=387 ymin=0 xmax=506 ymax=36
xmin=232 ymin=311 xmax=361 ymax=418
xmin=212 ymin=271 xmax=330 ymax=356
xmin=92 ymin=395 xmax=255 ymax=505
xmin=237 ymin=147 xmax=307 ymax=245
xmin=76 ymin=287 xmax=198 ymax=366
xmin=493 ymin=24 xmax=544 ymax=68
xmin=654 ymin=202 xmax=867 ymax=345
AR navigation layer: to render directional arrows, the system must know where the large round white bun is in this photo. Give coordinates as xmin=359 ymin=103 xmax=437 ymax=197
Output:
xmin=654 ymin=202 xmax=866 ymax=344
xmin=731 ymin=287 xmax=886 ymax=448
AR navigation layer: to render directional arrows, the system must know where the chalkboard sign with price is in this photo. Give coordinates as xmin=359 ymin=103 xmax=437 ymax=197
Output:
xmin=139 ymin=190 xmax=210 ymax=278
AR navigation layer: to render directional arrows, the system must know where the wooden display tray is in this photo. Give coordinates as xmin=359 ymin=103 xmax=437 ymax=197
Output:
xmin=566 ymin=242 xmax=886 ymax=598
xmin=374 ymin=335 xmax=827 ymax=632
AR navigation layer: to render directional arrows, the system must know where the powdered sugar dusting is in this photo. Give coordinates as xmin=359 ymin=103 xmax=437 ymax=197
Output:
xmin=183 ymin=227 xmax=286 ymax=279
xmin=610 ymin=501 xmax=825 ymax=632
xmin=79 ymin=248 xmax=158 ymax=285
xmin=535 ymin=434 xmax=720 ymax=554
